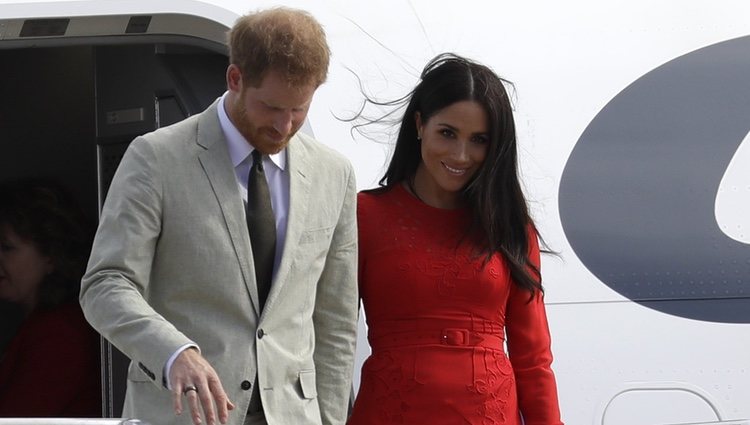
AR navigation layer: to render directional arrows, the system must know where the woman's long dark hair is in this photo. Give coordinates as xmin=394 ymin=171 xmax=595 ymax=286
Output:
xmin=357 ymin=53 xmax=543 ymax=295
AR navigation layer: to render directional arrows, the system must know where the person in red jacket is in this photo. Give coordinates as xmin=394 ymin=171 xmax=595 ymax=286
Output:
xmin=0 ymin=179 xmax=100 ymax=417
xmin=348 ymin=54 xmax=563 ymax=424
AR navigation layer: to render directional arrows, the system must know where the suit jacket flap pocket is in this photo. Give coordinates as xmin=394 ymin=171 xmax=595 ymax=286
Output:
xmin=298 ymin=369 xmax=318 ymax=399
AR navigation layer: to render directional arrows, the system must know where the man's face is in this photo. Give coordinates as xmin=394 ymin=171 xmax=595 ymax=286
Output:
xmin=227 ymin=66 xmax=317 ymax=154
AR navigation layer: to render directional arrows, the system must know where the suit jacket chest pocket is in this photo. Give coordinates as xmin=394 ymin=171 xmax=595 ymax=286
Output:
xmin=299 ymin=225 xmax=335 ymax=245
xmin=297 ymin=225 xmax=335 ymax=282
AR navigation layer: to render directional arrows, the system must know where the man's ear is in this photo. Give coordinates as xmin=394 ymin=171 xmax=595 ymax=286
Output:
xmin=227 ymin=64 xmax=243 ymax=92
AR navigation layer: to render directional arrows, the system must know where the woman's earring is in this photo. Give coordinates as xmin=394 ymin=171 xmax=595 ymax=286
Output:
xmin=417 ymin=136 xmax=422 ymax=142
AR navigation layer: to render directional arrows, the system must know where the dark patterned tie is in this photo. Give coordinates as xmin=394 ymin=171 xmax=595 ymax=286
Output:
xmin=247 ymin=150 xmax=276 ymax=312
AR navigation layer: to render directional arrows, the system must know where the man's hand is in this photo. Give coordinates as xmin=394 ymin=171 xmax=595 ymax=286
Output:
xmin=171 ymin=348 xmax=235 ymax=425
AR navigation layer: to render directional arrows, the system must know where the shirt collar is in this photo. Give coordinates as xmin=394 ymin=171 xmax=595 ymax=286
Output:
xmin=218 ymin=91 xmax=286 ymax=170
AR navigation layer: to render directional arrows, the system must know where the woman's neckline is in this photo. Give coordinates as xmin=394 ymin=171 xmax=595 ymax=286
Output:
xmin=395 ymin=182 xmax=468 ymax=214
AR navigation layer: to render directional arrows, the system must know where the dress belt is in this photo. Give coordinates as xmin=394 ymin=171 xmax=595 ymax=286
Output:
xmin=368 ymin=317 xmax=505 ymax=351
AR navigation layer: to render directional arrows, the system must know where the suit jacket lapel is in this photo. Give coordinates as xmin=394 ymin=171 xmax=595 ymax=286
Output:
xmin=263 ymin=134 xmax=310 ymax=314
xmin=196 ymin=100 xmax=260 ymax=316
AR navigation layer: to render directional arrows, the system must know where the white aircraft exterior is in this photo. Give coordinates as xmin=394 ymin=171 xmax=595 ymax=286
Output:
xmin=1 ymin=1 xmax=748 ymax=424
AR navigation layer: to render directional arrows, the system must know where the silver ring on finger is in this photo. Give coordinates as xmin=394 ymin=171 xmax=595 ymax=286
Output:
xmin=182 ymin=385 xmax=198 ymax=396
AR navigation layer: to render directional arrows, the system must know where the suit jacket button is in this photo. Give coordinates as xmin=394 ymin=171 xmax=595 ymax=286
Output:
xmin=257 ymin=328 xmax=265 ymax=339
xmin=241 ymin=380 xmax=252 ymax=391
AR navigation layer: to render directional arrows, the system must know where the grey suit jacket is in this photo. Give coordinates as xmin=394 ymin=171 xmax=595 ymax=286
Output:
xmin=80 ymin=100 xmax=358 ymax=425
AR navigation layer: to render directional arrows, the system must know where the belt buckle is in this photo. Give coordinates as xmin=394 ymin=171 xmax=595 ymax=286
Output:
xmin=441 ymin=328 xmax=470 ymax=346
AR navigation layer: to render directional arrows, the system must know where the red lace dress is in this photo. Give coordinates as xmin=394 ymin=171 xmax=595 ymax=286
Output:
xmin=348 ymin=185 xmax=563 ymax=425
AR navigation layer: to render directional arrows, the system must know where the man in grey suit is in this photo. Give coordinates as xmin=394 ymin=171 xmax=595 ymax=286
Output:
xmin=80 ymin=8 xmax=358 ymax=425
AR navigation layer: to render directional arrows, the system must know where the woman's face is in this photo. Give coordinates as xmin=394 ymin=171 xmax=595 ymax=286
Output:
xmin=0 ymin=224 xmax=52 ymax=311
xmin=413 ymin=100 xmax=490 ymax=208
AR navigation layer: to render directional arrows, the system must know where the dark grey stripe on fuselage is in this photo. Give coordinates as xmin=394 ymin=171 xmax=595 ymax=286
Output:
xmin=559 ymin=35 xmax=750 ymax=323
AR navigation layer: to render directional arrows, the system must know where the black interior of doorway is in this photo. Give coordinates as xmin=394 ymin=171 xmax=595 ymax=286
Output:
xmin=0 ymin=42 xmax=227 ymax=417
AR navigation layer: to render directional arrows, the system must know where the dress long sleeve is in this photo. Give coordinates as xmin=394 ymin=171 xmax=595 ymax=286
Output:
xmin=505 ymin=233 xmax=563 ymax=425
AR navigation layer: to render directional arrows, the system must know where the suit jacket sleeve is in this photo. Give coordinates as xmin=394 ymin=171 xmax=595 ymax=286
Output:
xmin=80 ymin=136 xmax=194 ymax=388
xmin=312 ymin=162 xmax=359 ymax=425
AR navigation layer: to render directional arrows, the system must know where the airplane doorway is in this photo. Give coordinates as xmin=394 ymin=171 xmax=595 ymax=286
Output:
xmin=0 ymin=39 xmax=227 ymax=417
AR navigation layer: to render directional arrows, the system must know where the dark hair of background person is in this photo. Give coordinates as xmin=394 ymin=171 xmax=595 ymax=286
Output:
xmin=349 ymin=53 xmax=545 ymax=295
xmin=0 ymin=178 xmax=95 ymax=309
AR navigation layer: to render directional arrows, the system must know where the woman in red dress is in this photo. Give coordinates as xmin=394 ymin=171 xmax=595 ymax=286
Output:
xmin=348 ymin=54 xmax=563 ymax=424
